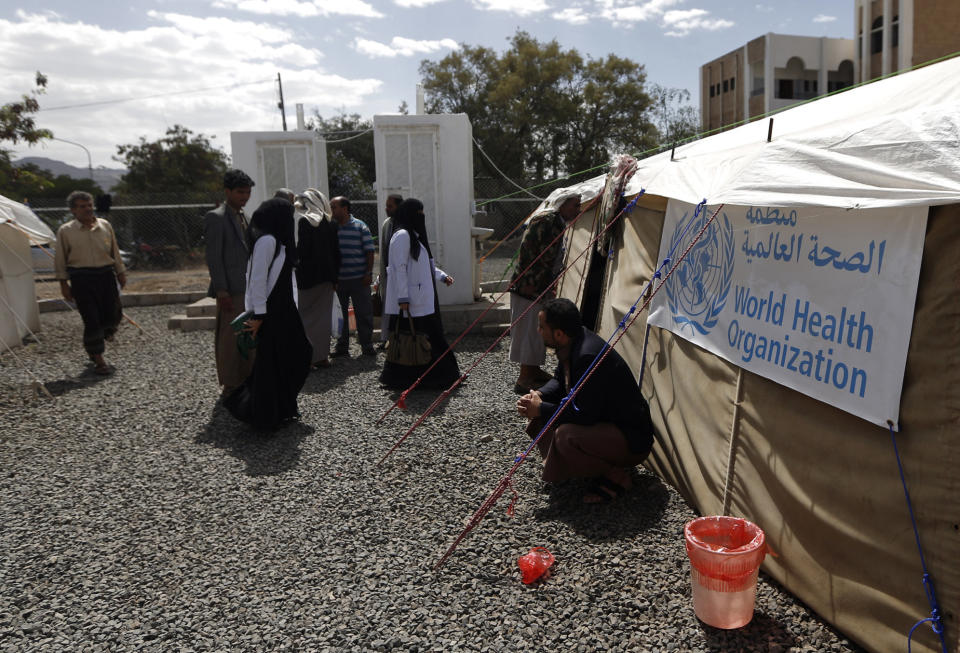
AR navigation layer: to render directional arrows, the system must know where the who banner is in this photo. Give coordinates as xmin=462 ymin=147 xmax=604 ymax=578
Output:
xmin=647 ymin=200 xmax=927 ymax=428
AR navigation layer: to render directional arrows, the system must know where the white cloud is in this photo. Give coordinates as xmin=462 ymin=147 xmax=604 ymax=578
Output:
xmin=471 ymin=0 xmax=550 ymax=17
xmin=151 ymin=11 xmax=295 ymax=45
xmin=394 ymin=0 xmax=448 ymax=7
xmin=813 ymin=14 xmax=837 ymax=23
xmin=553 ymin=7 xmax=590 ymax=24
xmin=354 ymin=36 xmax=459 ymax=58
xmin=662 ymin=8 xmax=733 ymax=36
xmin=755 ymin=3 xmax=773 ymax=12
xmin=212 ymin=0 xmax=384 ymax=19
xmin=0 ymin=12 xmax=382 ymax=169
xmin=591 ymin=1 xmax=733 ymax=33
xmin=597 ymin=0 xmax=682 ymax=24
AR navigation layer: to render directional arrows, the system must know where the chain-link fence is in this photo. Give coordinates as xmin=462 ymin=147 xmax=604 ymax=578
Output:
xmin=473 ymin=169 xmax=601 ymax=241
xmin=31 ymin=192 xmax=217 ymax=271
xmin=28 ymin=170 xmax=601 ymax=274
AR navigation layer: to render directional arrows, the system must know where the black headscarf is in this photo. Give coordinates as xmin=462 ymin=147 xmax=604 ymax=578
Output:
xmin=247 ymin=198 xmax=297 ymax=265
xmin=393 ymin=198 xmax=433 ymax=262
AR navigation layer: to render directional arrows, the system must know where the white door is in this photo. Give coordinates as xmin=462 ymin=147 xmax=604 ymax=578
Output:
xmin=382 ymin=129 xmax=441 ymax=258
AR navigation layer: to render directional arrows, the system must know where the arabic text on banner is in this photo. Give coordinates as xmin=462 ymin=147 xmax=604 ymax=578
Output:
xmin=647 ymin=201 xmax=927 ymax=428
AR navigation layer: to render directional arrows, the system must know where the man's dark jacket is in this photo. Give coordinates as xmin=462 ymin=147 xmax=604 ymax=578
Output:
xmin=296 ymin=216 xmax=341 ymax=289
xmin=538 ymin=327 xmax=654 ymax=456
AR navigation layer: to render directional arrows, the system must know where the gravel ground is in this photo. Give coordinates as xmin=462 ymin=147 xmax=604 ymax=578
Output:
xmin=0 ymin=305 xmax=865 ymax=652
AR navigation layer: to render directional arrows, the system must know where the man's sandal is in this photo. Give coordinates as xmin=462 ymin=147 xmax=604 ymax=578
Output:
xmin=583 ymin=477 xmax=627 ymax=504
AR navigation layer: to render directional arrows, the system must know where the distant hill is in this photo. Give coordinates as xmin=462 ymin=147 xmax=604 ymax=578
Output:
xmin=14 ymin=156 xmax=126 ymax=192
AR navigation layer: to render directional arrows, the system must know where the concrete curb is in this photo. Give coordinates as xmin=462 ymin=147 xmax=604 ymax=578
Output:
xmin=39 ymin=291 xmax=209 ymax=313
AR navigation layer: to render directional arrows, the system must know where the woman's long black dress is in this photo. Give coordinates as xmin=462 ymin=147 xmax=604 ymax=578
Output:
xmin=379 ymin=288 xmax=460 ymax=391
xmin=225 ymin=255 xmax=312 ymax=428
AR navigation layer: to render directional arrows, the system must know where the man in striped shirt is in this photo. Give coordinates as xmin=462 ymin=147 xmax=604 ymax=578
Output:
xmin=331 ymin=196 xmax=376 ymax=356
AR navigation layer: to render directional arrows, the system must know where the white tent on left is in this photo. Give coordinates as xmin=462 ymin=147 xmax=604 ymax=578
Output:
xmin=0 ymin=194 xmax=56 ymax=350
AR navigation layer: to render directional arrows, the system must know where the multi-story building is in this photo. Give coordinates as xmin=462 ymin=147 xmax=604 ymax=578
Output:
xmin=701 ymin=2 xmax=960 ymax=132
xmin=855 ymin=0 xmax=960 ymax=82
xmin=700 ymin=34 xmax=854 ymax=133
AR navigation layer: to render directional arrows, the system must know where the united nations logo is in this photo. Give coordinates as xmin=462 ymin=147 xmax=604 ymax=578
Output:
xmin=664 ymin=209 xmax=735 ymax=335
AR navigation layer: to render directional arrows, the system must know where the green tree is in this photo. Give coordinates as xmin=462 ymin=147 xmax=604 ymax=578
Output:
xmin=0 ymin=72 xmax=54 ymax=198
xmin=0 ymin=157 xmax=103 ymax=202
xmin=648 ymin=84 xmax=701 ymax=148
xmin=420 ymin=31 xmax=657 ymax=184
xmin=114 ymin=125 xmax=229 ymax=195
xmin=310 ymin=111 xmax=375 ymax=198
xmin=326 ymin=149 xmax=373 ymax=199
xmin=0 ymin=154 xmax=50 ymax=199
xmin=113 ymin=125 xmax=229 ymax=253
xmin=0 ymin=72 xmax=51 ymax=146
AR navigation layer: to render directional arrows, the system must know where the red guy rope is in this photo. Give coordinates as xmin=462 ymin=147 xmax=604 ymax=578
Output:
xmin=375 ymin=191 xmax=643 ymax=465
xmin=375 ymin=197 xmax=599 ymax=426
xmin=434 ymin=203 xmax=725 ymax=570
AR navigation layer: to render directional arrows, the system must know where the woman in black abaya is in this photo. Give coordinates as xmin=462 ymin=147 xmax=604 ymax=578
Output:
xmin=224 ymin=198 xmax=312 ymax=428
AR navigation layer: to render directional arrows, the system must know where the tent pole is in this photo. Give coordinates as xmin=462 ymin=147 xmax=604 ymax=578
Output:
xmin=721 ymin=367 xmax=745 ymax=515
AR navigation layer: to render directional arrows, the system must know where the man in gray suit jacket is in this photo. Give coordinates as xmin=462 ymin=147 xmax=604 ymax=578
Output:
xmin=204 ymin=169 xmax=255 ymax=395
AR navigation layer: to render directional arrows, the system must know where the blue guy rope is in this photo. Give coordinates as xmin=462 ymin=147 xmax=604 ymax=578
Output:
xmin=888 ymin=421 xmax=948 ymax=653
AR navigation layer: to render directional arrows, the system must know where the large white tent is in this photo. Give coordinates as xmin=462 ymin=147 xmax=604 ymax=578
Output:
xmin=548 ymin=56 xmax=960 ymax=653
xmin=0 ymin=194 xmax=55 ymax=350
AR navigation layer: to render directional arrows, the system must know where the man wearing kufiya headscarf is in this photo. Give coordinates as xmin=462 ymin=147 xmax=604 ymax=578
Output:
xmin=294 ymin=189 xmax=340 ymax=369
xmin=509 ymin=190 xmax=581 ymax=394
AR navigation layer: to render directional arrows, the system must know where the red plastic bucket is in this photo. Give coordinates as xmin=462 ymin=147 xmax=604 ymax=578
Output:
xmin=684 ymin=516 xmax=766 ymax=629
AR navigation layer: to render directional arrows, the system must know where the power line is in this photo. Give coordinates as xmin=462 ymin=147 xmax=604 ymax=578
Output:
xmin=38 ymin=79 xmax=274 ymax=112
xmin=324 ymin=128 xmax=374 ymax=144
xmin=472 ymin=137 xmax=543 ymax=201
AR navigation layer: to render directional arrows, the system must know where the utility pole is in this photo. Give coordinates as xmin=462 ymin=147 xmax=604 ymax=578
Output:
xmin=277 ymin=72 xmax=287 ymax=131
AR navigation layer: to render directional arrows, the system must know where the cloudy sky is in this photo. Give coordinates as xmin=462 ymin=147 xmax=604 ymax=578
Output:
xmin=2 ymin=1 xmax=851 ymax=171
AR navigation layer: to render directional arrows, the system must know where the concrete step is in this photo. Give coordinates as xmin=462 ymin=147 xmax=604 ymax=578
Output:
xmin=186 ymin=296 xmax=217 ymax=317
xmin=179 ymin=315 xmax=216 ymax=332
xmin=479 ymin=279 xmax=509 ymax=294
xmin=437 ymin=296 xmax=510 ymax=333
xmin=475 ymin=323 xmax=512 ymax=337
xmin=168 ymin=294 xmax=513 ymax=337
xmin=38 ymin=290 xmax=208 ymax=313
xmin=123 ymin=291 xmax=208 ymax=307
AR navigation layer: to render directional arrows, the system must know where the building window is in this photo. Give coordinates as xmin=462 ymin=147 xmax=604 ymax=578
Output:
xmin=730 ymin=77 xmax=736 ymax=91
xmin=892 ymin=15 xmax=899 ymax=47
xmin=710 ymin=85 xmax=715 ymax=97
xmin=777 ymin=79 xmax=794 ymax=99
xmin=723 ymin=80 xmax=729 ymax=93
xmin=829 ymin=59 xmax=855 ymax=93
xmin=871 ymin=16 xmax=883 ymax=55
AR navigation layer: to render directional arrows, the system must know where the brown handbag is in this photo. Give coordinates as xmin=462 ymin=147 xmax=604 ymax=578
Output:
xmin=385 ymin=312 xmax=432 ymax=366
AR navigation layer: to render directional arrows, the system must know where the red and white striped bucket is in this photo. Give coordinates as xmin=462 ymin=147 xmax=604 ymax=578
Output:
xmin=684 ymin=516 xmax=766 ymax=629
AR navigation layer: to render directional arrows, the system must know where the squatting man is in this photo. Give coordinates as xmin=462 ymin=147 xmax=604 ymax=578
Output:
xmin=516 ymin=298 xmax=654 ymax=503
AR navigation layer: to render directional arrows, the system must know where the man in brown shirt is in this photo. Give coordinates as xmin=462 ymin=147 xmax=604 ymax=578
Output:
xmin=55 ymin=190 xmax=127 ymax=374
